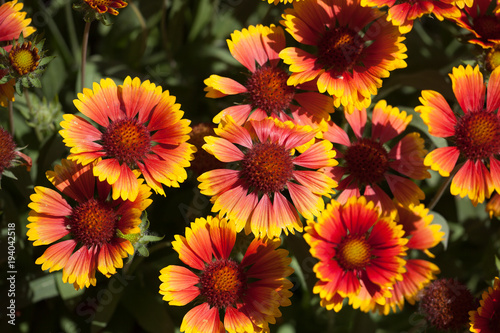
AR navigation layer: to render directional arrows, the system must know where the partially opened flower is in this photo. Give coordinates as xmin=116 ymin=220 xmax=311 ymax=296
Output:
xmin=486 ymin=192 xmax=500 ymax=218
xmin=60 ymin=77 xmax=195 ymax=201
xmin=279 ymin=0 xmax=407 ymax=112
xmin=324 ymin=100 xmax=430 ymax=214
xmin=356 ymin=202 xmax=443 ymax=315
xmin=470 ymin=277 xmax=500 ymax=333
xmin=416 ymin=65 xmax=500 ymax=205
xmin=83 ymin=0 xmax=127 ymax=15
xmin=0 ymin=126 xmax=31 ymax=185
xmin=27 ymin=159 xmax=152 ymax=290
xmin=158 ymin=215 xmax=293 ymax=333
xmin=198 ymin=116 xmax=337 ymax=238
xmin=450 ymin=0 xmax=500 ymax=48
xmin=304 ymin=196 xmax=408 ymax=312
xmin=205 ymin=24 xmax=333 ymax=129
xmin=263 ymin=0 xmax=303 ymax=4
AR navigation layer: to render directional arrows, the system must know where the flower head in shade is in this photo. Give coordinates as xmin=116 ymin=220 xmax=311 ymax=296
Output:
xmin=354 ymin=202 xmax=443 ymax=315
xmin=73 ymin=0 xmax=128 ymax=22
xmin=360 ymin=0 xmax=460 ymax=34
xmin=419 ymin=278 xmax=476 ymax=331
xmin=324 ymin=100 xmax=430 ymax=214
xmin=263 ymin=0 xmax=303 ymax=4
xmin=470 ymin=277 xmax=500 ymax=333
xmin=27 ymin=159 xmax=152 ymax=290
xmin=0 ymin=126 xmax=31 ymax=184
xmin=198 ymin=116 xmax=337 ymax=238
xmin=450 ymin=0 xmax=500 ymax=48
xmin=205 ymin=25 xmax=333 ymax=129
xmin=416 ymin=65 xmax=500 ymax=205
xmin=60 ymin=77 xmax=195 ymax=201
xmin=304 ymin=196 xmax=408 ymax=312
xmin=279 ymin=0 xmax=407 ymax=112
xmin=158 ymin=215 xmax=293 ymax=333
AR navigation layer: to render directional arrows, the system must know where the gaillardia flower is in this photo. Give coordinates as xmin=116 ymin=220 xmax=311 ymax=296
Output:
xmin=470 ymin=277 xmax=500 ymax=333
xmin=360 ymin=0 xmax=460 ymax=33
xmin=0 ymin=126 xmax=31 ymax=185
xmin=486 ymin=192 xmax=500 ymax=218
xmin=354 ymin=202 xmax=442 ymax=315
xmin=198 ymin=116 xmax=337 ymax=238
xmin=27 ymin=159 xmax=152 ymax=290
xmin=159 ymin=215 xmax=293 ymax=333
xmin=304 ymin=196 xmax=408 ymax=312
xmin=450 ymin=0 xmax=500 ymax=48
xmin=279 ymin=0 xmax=407 ymax=112
xmin=205 ymin=24 xmax=333 ymax=129
xmin=0 ymin=0 xmax=36 ymax=44
xmin=324 ymin=100 xmax=430 ymax=214
xmin=83 ymin=0 xmax=127 ymax=15
xmin=60 ymin=77 xmax=195 ymax=201
xmin=484 ymin=43 xmax=500 ymax=72
xmin=416 ymin=65 xmax=500 ymax=205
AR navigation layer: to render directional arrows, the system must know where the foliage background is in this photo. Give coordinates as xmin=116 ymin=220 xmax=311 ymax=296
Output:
xmin=0 ymin=0 xmax=498 ymax=332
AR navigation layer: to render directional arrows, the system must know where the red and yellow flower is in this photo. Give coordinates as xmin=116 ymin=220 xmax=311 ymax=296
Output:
xmin=198 ymin=116 xmax=337 ymax=238
xmin=355 ymin=202 xmax=443 ymax=314
xmin=324 ymin=100 xmax=430 ymax=214
xmin=0 ymin=0 xmax=36 ymax=106
xmin=416 ymin=65 xmax=500 ymax=205
xmin=304 ymin=196 xmax=408 ymax=312
xmin=83 ymin=0 xmax=128 ymax=15
xmin=450 ymin=0 xmax=500 ymax=48
xmin=27 ymin=159 xmax=152 ymax=290
xmin=0 ymin=0 xmax=35 ymax=44
xmin=470 ymin=277 xmax=500 ymax=333
xmin=205 ymin=24 xmax=333 ymax=129
xmin=60 ymin=77 xmax=195 ymax=202
xmin=360 ymin=0 xmax=460 ymax=33
xmin=279 ymin=0 xmax=407 ymax=112
xmin=159 ymin=215 xmax=293 ymax=333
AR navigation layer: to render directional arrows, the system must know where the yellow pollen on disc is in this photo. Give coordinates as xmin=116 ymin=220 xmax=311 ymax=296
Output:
xmin=454 ymin=111 xmax=500 ymax=160
xmin=486 ymin=46 xmax=500 ymax=72
xmin=9 ymin=42 xmax=40 ymax=76
xmin=337 ymin=235 xmax=372 ymax=270
xmin=212 ymin=266 xmax=241 ymax=292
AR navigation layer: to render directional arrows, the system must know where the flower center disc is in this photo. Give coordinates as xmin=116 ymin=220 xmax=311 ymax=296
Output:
xmin=473 ymin=16 xmax=500 ymax=40
xmin=486 ymin=46 xmax=500 ymax=71
xmin=101 ymin=118 xmax=151 ymax=166
xmin=336 ymin=234 xmax=372 ymax=270
xmin=454 ymin=111 xmax=500 ymax=160
xmin=317 ymin=27 xmax=364 ymax=73
xmin=9 ymin=42 xmax=40 ymax=75
xmin=199 ymin=259 xmax=246 ymax=308
xmin=0 ymin=127 xmax=16 ymax=174
xmin=246 ymin=65 xmax=295 ymax=116
xmin=240 ymin=142 xmax=294 ymax=194
xmin=67 ymin=199 xmax=117 ymax=246
xmin=344 ymin=138 xmax=389 ymax=185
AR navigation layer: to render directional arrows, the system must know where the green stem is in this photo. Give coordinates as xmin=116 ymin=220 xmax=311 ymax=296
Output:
xmin=8 ymin=101 xmax=13 ymax=136
xmin=428 ymin=165 xmax=461 ymax=211
xmin=81 ymin=21 xmax=91 ymax=90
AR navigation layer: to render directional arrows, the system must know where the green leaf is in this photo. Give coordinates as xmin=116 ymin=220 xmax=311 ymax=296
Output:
xmin=54 ymin=272 xmax=85 ymax=300
xmin=429 ymin=210 xmax=450 ymax=250
xmin=29 ymin=274 xmax=59 ymax=303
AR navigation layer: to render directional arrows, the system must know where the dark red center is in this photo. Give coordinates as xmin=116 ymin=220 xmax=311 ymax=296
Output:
xmin=344 ymin=138 xmax=390 ymax=185
xmin=101 ymin=118 xmax=151 ymax=166
xmin=199 ymin=259 xmax=246 ymax=309
xmin=473 ymin=16 xmax=500 ymax=40
xmin=246 ymin=65 xmax=295 ymax=116
xmin=454 ymin=111 xmax=500 ymax=160
xmin=317 ymin=27 xmax=364 ymax=73
xmin=66 ymin=199 xmax=117 ymax=246
xmin=240 ymin=142 xmax=294 ymax=194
